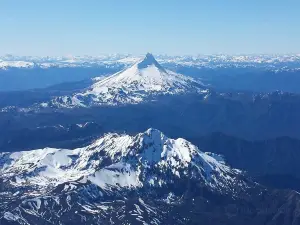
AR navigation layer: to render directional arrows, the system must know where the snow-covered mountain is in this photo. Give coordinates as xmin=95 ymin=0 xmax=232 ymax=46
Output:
xmin=2 ymin=129 xmax=300 ymax=225
xmin=0 ymin=128 xmax=242 ymax=193
xmin=0 ymin=128 xmax=249 ymax=224
xmin=45 ymin=53 xmax=206 ymax=107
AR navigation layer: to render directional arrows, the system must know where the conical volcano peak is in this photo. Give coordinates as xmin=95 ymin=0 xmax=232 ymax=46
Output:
xmin=144 ymin=53 xmax=156 ymax=61
xmin=49 ymin=52 xmax=205 ymax=107
xmin=137 ymin=53 xmax=166 ymax=72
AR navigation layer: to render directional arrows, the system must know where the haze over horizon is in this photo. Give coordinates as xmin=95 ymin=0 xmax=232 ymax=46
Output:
xmin=1 ymin=0 xmax=300 ymax=56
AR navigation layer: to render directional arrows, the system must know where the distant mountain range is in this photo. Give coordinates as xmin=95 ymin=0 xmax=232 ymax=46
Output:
xmin=1 ymin=53 xmax=300 ymax=93
xmin=2 ymin=59 xmax=300 ymax=140
xmin=1 ymin=53 xmax=300 ymax=70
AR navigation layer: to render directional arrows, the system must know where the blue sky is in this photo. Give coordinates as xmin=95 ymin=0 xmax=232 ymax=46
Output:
xmin=1 ymin=0 xmax=300 ymax=56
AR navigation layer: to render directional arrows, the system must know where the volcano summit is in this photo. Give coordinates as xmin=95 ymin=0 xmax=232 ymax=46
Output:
xmin=48 ymin=53 xmax=206 ymax=107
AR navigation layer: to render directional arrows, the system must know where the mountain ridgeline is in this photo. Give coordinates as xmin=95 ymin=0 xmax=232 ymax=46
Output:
xmin=2 ymin=54 xmax=300 ymax=225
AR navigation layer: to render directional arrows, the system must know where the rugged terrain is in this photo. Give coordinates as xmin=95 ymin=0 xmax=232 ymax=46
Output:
xmin=2 ymin=54 xmax=300 ymax=224
xmin=1 ymin=129 xmax=300 ymax=225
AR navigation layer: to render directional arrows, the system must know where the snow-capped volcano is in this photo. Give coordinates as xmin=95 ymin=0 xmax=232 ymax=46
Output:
xmin=48 ymin=53 xmax=206 ymax=107
xmin=2 ymin=129 xmax=294 ymax=225
xmin=0 ymin=128 xmax=243 ymax=194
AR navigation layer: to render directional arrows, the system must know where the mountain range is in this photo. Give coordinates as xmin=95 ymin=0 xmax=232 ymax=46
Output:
xmin=2 ymin=53 xmax=300 ymax=93
xmin=1 ymin=53 xmax=300 ymax=70
xmin=2 ymin=53 xmax=300 ymax=224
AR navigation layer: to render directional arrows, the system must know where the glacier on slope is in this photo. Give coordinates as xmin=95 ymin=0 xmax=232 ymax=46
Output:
xmin=47 ymin=53 xmax=206 ymax=107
